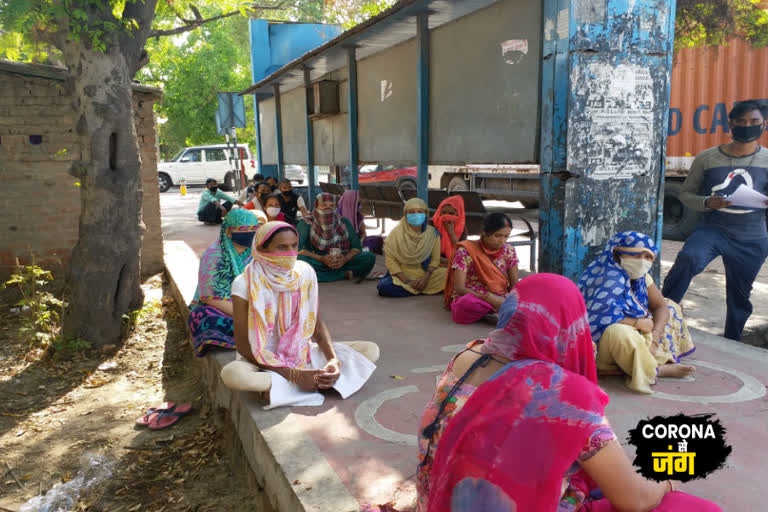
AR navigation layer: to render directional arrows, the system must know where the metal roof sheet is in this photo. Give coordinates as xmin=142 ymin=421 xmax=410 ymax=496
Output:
xmin=240 ymin=0 xmax=501 ymax=95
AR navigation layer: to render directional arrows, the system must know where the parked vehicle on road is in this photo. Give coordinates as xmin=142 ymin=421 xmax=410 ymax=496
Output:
xmin=158 ymin=144 xmax=254 ymax=193
xmin=342 ymin=164 xmax=418 ymax=193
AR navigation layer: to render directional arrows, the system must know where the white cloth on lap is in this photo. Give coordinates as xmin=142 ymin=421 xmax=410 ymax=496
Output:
xmin=264 ymin=342 xmax=376 ymax=410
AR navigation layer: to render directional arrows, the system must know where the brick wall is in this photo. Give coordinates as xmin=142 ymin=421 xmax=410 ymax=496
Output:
xmin=0 ymin=61 xmax=164 ymax=281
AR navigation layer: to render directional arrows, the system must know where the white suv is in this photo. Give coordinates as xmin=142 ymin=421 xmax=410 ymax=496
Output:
xmin=157 ymin=144 xmax=255 ymax=192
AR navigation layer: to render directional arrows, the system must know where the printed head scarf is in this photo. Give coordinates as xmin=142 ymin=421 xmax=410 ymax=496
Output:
xmin=193 ymin=209 xmax=261 ymax=304
xmin=578 ymin=231 xmax=658 ymax=343
xmin=479 ymin=273 xmax=597 ymax=382
xmin=384 ymin=198 xmax=440 ymax=265
xmin=432 ymin=196 xmax=466 ymax=260
xmin=243 ymin=221 xmax=318 ymax=368
xmin=337 ymin=190 xmax=363 ymax=234
xmin=307 ymin=192 xmax=351 ymax=253
xmin=428 ymin=274 xmax=609 ymax=512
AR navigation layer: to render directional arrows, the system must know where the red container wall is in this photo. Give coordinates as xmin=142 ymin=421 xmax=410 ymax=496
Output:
xmin=667 ymin=39 xmax=768 ymax=159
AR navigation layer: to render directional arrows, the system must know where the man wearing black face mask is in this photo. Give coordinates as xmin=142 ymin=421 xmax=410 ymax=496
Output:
xmin=662 ymin=100 xmax=768 ymax=340
xmin=197 ymin=178 xmax=242 ymax=225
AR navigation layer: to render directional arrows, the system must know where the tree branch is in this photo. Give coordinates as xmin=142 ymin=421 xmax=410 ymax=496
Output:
xmin=149 ymin=1 xmax=290 ymax=38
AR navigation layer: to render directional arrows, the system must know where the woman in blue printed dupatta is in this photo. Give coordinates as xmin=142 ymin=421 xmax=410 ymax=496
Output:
xmin=188 ymin=209 xmax=263 ymax=356
xmin=578 ymin=231 xmax=696 ymax=394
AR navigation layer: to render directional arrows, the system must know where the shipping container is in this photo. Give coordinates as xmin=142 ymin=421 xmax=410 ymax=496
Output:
xmin=666 ymin=38 xmax=768 ymax=172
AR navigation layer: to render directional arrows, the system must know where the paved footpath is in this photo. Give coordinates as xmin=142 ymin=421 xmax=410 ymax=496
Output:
xmin=163 ymin=190 xmax=767 ymax=510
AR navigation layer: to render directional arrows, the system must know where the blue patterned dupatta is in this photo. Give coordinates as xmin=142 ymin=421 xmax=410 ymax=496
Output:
xmin=189 ymin=209 xmax=261 ymax=356
xmin=577 ymin=231 xmax=658 ymax=344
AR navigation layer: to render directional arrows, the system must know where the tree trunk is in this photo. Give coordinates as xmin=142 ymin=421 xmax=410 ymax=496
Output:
xmin=62 ymin=48 xmax=145 ymax=345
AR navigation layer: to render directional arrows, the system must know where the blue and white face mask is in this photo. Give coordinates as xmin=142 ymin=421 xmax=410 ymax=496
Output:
xmin=406 ymin=213 xmax=426 ymax=226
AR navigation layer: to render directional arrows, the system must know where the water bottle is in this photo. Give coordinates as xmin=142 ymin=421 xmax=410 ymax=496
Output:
xmin=180 ymin=176 xmax=187 ymax=196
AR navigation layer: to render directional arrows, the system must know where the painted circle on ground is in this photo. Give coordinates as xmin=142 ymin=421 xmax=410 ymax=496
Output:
xmin=653 ymin=359 xmax=766 ymax=404
xmin=354 ymin=385 xmax=419 ymax=447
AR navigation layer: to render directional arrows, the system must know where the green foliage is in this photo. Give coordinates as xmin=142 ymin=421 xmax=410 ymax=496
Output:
xmin=324 ymin=0 xmax=395 ymax=29
xmin=53 ymin=336 xmax=92 ymax=354
xmin=675 ymin=0 xmax=768 ymax=48
xmin=2 ymin=259 xmax=64 ymax=347
xmin=121 ymin=298 xmax=162 ymax=330
xmin=139 ymin=12 xmax=256 ymax=159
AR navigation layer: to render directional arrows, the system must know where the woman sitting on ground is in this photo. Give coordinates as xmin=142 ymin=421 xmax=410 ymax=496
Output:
xmin=420 ymin=274 xmax=720 ymax=512
xmin=444 ymin=213 xmax=519 ymax=324
xmin=297 ymin=193 xmax=376 ymax=282
xmin=578 ymin=231 xmax=696 ymax=395
xmin=262 ymin=194 xmax=286 ymax=222
xmin=220 ymin=221 xmax=379 ymax=408
xmin=337 ymin=189 xmax=367 ymax=241
xmin=377 ymin=198 xmax=448 ymax=297
xmin=243 ymin=182 xmax=273 ymax=213
xmin=431 ymin=196 xmax=466 ymax=266
xmin=187 ymin=209 xmax=262 ymax=356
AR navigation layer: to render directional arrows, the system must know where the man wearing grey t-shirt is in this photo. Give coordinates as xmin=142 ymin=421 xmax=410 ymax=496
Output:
xmin=662 ymin=100 xmax=768 ymax=340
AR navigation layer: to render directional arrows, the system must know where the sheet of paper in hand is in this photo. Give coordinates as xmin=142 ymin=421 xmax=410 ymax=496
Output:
xmin=726 ymin=184 xmax=768 ymax=209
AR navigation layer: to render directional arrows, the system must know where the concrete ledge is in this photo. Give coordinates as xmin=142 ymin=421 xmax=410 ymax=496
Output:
xmin=164 ymin=241 xmax=359 ymax=512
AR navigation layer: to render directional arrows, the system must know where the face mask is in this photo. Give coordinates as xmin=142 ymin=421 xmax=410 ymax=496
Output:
xmin=620 ymin=257 xmax=653 ymax=280
xmin=258 ymin=251 xmax=298 ymax=274
xmin=281 ymin=190 xmax=292 ymax=196
xmin=266 ymin=207 xmax=281 ymax=217
xmin=314 ymin=208 xmax=331 ymax=215
xmin=731 ymin=124 xmax=764 ymax=143
xmin=440 ymin=214 xmax=459 ymax=224
xmin=209 ymin=186 xmax=218 ymax=194
xmin=406 ymin=213 xmax=426 ymax=226
xmin=231 ymin=231 xmax=256 ymax=248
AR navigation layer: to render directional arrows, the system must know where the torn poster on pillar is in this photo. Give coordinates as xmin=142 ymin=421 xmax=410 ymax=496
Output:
xmin=569 ymin=63 xmax=656 ymax=180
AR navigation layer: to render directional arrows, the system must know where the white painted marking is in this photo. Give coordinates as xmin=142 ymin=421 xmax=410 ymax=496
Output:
xmin=354 ymin=386 xmax=418 ymax=446
xmin=411 ymin=365 xmax=446 ymax=374
xmin=380 ymin=80 xmax=393 ymax=102
xmin=653 ymin=359 xmax=766 ymax=404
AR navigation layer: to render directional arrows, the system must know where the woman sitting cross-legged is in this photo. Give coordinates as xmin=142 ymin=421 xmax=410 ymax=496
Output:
xmin=420 ymin=274 xmax=720 ymax=512
xmin=578 ymin=231 xmax=696 ymax=394
xmin=297 ymin=193 xmax=376 ymax=282
xmin=431 ymin=196 xmax=466 ymax=266
xmin=187 ymin=209 xmax=263 ymax=356
xmin=219 ymin=221 xmax=380 ymax=408
xmin=377 ymin=198 xmax=448 ymax=297
xmin=444 ymin=213 xmax=519 ymax=324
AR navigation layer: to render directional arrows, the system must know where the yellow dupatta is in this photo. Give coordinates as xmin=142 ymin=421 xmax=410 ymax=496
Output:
xmin=384 ymin=198 xmax=439 ymax=265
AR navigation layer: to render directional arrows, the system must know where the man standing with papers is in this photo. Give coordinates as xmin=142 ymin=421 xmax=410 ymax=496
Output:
xmin=663 ymin=100 xmax=768 ymax=340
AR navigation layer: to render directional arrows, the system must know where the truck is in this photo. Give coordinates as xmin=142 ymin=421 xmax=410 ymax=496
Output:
xmin=433 ymin=39 xmax=768 ymax=241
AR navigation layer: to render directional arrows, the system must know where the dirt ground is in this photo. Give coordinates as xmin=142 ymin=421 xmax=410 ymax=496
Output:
xmin=0 ymin=275 xmax=262 ymax=512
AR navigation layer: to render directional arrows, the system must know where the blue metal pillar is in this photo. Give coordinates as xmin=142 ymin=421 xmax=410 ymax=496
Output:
xmin=347 ymin=46 xmax=359 ymax=190
xmin=252 ymin=94 xmax=266 ymax=177
xmin=304 ymin=67 xmax=317 ymax=205
xmin=273 ymin=84 xmax=285 ymax=181
xmin=416 ymin=13 xmax=430 ymax=202
xmin=538 ymin=0 xmax=677 ymax=279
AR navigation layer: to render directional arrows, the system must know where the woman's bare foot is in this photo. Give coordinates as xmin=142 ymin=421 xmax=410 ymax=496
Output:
xmin=657 ymin=363 xmax=696 ymax=378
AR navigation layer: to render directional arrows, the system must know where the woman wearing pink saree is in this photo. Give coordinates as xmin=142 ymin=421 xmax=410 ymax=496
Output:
xmin=422 ymin=274 xmax=721 ymax=512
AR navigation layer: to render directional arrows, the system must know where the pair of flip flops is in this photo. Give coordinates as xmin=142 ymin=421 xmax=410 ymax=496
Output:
xmin=135 ymin=402 xmax=192 ymax=430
